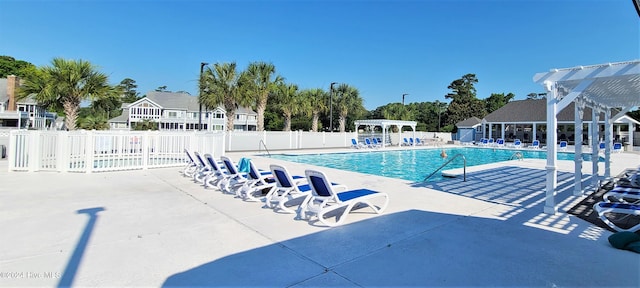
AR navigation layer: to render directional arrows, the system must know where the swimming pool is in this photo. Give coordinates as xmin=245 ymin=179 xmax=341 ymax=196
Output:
xmin=269 ymin=148 xmax=601 ymax=182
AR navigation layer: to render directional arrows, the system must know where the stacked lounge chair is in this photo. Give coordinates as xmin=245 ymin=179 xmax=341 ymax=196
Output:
xmin=594 ymin=167 xmax=640 ymax=232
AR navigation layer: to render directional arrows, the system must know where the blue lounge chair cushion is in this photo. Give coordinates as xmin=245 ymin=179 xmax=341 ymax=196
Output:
xmin=597 ymin=202 xmax=640 ymax=210
xmin=336 ymin=189 xmax=380 ymax=202
xmin=608 ymin=231 xmax=640 ymax=253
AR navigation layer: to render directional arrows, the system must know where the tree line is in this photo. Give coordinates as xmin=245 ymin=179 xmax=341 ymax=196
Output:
xmin=9 ymin=55 xmax=635 ymax=132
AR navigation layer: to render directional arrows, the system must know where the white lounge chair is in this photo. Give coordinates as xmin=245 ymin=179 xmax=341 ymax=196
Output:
xmin=218 ymin=156 xmax=251 ymax=195
xmin=529 ymin=140 xmax=541 ymax=149
xmin=263 ymin=164 xmax=311 ymax=214
xmin=371 ymin=138 xmax=382 ymax=148
xmin=237 ymin=159 xmax=276 ymax=201
xmin=203 ymin=154 xmax=230 ymax=190
xmin=193 ymin=152 xmax=212 ymax=184
xmin=512 ymin=139 xmax=522 ymax=148
xmin=593 ymin=202 xmax=640 ymax=232
xmin=559 ymin=141 xmax=568 ymax=151
xmin=364 ymin=138 xmax=377 ymax=149
xmin=613 ymin=142 xmax=623 ymax=153
xmin=300 ymin=169 xmax=389 ymax=227
xmin=351 ymin=138 xmax=365 ymax=149
xmin=182 ymin=149 xmax=199 ymax=177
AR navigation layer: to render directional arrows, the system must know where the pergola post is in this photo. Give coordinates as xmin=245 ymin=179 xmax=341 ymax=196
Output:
xmin=574 ymin=101 xmax=584 ymax=195
xmin=544 ymin=81 xmax=558 ymax=215
xmin=604 ymin=109 xmax=612 ymax=178
xmin=591 ymin=108 xmax=600 ymax=187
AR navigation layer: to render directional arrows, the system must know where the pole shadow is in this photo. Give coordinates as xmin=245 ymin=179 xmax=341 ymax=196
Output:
xmin=58 ymin=207 xmax=105 ymax=288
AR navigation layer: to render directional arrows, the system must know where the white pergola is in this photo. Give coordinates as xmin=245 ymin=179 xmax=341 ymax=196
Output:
xmin=533 ymin=60 xmax=640 ymax=214
xmin=354 ymin=119 xmax=417 ymax=148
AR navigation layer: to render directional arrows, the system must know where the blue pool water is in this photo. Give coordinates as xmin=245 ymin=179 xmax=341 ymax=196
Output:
xmin=269 ymin=148 xmax=602 ymax=182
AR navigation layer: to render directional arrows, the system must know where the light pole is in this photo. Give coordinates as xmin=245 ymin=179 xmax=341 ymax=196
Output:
xmin=198 ymin=62 xmax=208 ymax=131
xmin=402 ymin=93 xmax=409 ymax=105
xmin=330 ymin=82 xmax=337 ymax=132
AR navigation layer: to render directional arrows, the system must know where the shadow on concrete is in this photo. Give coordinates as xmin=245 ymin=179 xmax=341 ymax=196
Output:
xmin=58 ymin=207 xmax=105 ymax=288
xmin=162 ymin=209 xmax=639 ymax=287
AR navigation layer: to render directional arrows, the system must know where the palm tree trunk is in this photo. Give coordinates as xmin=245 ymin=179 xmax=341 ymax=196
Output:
xmin=284 ymin=113 xmax=292 ymax=131
xmin=256 ymin=96 xmax=267 ymax=131
xmin=311 ymin=112 xmax=319 ymax=132
xmin=63 ymin=99 xmax=79 ymax=130
xmin=339 ymin=115 xmax=346 ymax=132
xmin=226 ymin=111 xmax=235 ymax=131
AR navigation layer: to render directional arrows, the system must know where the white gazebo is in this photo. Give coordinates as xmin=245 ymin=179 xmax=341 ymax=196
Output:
xmin=354 ymin=119 xmax=417 ymax=148
xmin=533 ymin=60 xmax=640 ymax=214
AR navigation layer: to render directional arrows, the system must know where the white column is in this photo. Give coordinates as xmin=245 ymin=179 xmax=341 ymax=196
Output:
xmin=482 ymin=122 xmax=486 ymax=140
xmin=544 ymin=82 xmax=558 ymax=214
xmin=604 ymin=109 xmax=612 ymax=178
xmin=629 ymin=123 xmax=635 ymax=151
xmin=532 ymin=123 xmax=537 ymax=144
xmin=574 ymin=102 xmax=584 ymax=195
xmin=591 ymin=108 xmax=600 ymax=187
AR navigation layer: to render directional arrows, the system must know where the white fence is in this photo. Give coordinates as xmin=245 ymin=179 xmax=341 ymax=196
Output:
xmin=8 ymin=130 xmax=225 ymax=172
xmin=226 ymin=131 xmax=357 ymax=152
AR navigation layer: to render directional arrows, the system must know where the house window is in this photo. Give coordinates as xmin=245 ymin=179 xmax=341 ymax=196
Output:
xmin=168 ymin=112 xmax=177 ymax=118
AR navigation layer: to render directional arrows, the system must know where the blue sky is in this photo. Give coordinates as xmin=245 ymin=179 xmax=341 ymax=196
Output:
xmin=1 ymin=0 xmax=638 ymax=110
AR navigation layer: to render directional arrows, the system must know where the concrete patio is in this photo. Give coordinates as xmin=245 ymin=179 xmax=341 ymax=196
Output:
xmin=1 ymin=149 xmax=639 ymax=287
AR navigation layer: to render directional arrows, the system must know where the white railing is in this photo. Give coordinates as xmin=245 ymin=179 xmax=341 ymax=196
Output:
xmin=8 ymin=130 xmax=225 ymax=173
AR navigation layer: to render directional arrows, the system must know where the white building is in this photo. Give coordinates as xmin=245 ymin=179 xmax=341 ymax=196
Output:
xmin=108 ymin=91 xmax=258 ymax=131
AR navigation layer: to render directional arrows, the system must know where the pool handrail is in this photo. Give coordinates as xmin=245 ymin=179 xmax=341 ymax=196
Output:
xmin=259 ymin=139 xmax=271 ymax=157
xmin=423 ymin=154 xmax=466 ymax=182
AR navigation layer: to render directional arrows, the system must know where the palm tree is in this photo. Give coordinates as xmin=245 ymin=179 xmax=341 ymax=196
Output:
xmin=334 ymin=84 xmax=364 ymax=132
xmin=299 ymin=88 xmax=328 ymax=132
xmin=200 ymin=62 xmax=249 ymax=131
xmin=274 ymin=82 xmax=300 ymax=131
xmin=243 ymin=62 xmax=282 ymax=131
xmin=18 ymin=58 xmax=113 ymax=130
xmin=77 ymin=114 xmax=109 ymax=130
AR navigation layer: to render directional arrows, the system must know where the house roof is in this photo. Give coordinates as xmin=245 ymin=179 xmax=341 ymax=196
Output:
xmin=108 ymin=110 xmax=129 ymax=123
xmin=139 ymin=91 xmax=256 ymax=115
xmin=145 ymin=91 xmax=199 ymax=111
xmin=456 ymin=117 xmax=482 ymax=128
xmin=482 ymin=99 xmax=632 ymax=123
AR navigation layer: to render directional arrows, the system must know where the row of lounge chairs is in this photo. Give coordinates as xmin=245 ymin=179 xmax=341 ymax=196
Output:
xmin=181 ymin=149 xmax=389 ymax=227
xmin=402 ymin=138 xmax=426 ymax=146
xmin=478 ymin=138 xmax=525 ymax=148
xmin=351 ymin=138 xmax=384 ymax=149
xmin=594 ymin=167 xmax=640 ymax=232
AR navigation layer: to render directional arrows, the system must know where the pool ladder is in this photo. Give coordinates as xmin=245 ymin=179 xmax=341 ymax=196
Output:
xmin=423 ymin=154 xmax=466 ymax=182
xmin=509 ymin=151 xmax=524 ymax=161
xmin=259 ymin=140 xmax=271 ymax=157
